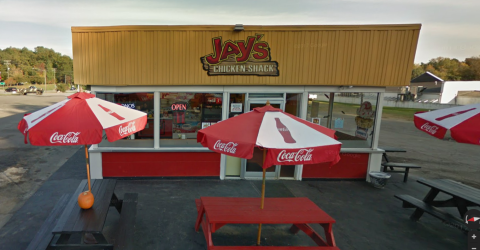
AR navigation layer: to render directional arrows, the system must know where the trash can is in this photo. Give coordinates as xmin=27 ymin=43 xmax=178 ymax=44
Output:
xmin=369 ymin=171 xmax=391 ymax=189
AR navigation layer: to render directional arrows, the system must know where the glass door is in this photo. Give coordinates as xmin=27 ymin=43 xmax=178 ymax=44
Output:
xmin=243 ymin=99 xmax=284 ymax=178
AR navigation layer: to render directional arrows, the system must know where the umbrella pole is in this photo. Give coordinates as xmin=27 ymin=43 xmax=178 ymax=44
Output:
xmin=84 ymin=144 xmax=91 ymax=192
xmin=256 ymin=149 xmax=267 ymax=245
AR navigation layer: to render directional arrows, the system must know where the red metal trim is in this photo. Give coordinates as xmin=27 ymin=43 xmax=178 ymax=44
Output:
xmin=302 ymin=153 xmax=369 ymax=179
xmin=102 ymin=152 xmax=221 ymax=177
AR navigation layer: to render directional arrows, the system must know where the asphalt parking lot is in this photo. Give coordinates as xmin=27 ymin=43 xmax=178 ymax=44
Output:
xmin=0 ymin=92 xmax=478 ymax=232
xmin=0 ymin=92 xmax=80 ymax=229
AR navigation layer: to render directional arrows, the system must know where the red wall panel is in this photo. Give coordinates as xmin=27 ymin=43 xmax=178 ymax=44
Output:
xmin=102 ymin=152 xmax=221 ymax=177
xmin=302 ymin=153 xmax=369 ymax=179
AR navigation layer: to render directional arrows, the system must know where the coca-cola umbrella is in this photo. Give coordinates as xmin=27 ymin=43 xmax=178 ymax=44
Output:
xmin=17 ymin=92 xmax=147 ymax=208
xmin=197 ymin=103 xmax=341 ymax=245
xmin=414 ymin=103 xmax=480 ymax=146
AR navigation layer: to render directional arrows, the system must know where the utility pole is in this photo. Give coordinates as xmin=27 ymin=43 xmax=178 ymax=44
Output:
xmin=44 ymin=70 xmax=46 ymax=92
xmin=52 ymin=68 xmax=56 ymax=90
xmin=3 ymin=60 xmax=11 ymax=84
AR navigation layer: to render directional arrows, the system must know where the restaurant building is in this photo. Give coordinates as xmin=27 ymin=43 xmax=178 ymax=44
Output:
xmin=71 ymin=24 xmax=421 ymax=181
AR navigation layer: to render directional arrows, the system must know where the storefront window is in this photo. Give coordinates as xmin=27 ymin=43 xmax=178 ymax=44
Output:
xmin=225 ymin=93 xmax=246 ymax=177
xmin=96 ymin=93 xmax=154 ymax=147
xmin=285 ymin=93 xmax=301 ymax=117
xmin=159 ymin=92 xmax=223 ymax=147
xmin=307 ymin=92 xmax=379 ymax=148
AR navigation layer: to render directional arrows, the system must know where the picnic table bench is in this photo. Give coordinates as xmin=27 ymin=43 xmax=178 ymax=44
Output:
xmin=379 ymin=147 xmax=421 ymax=182
xmin=26 ymin=179 xmax=138 ymax=250
xmin=395 ymin=178 xmax=480 ymax=232
xmin=382 ymin=162 xmax=421 ymax=183
xmin=195 ymin=197 xmax=340 ymax=250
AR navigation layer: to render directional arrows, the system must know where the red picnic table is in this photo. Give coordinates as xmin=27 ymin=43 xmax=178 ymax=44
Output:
xmin=195 ymin=197 xmax=340 ymax=250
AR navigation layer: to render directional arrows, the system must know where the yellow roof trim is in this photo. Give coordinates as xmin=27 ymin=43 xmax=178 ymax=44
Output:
xmin=71 ymin=24 xmax=421 ymax=33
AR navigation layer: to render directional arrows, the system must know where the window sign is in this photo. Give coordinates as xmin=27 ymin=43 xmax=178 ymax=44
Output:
xmin=231 ymin=103 xmax=242 ymax=113
xmin=311 ymin=118 xmax=320 ymax=125
xmin=334 ymin=118 xmax=344 ymax=129
xmin=119 ymin=103 xmax=136 ymax=109
xmin=355 ymin=127 xmax=368 ymax=139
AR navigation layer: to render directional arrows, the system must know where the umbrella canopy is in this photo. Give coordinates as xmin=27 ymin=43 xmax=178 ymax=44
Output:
xmin=18 ymin=92 xmax=147 ymax=145
xmin=198 ymin=105 xmax=342 ymax=168
xmin=414 ymin=103 xmax=480 ymax=145
xmin=17 ymin=92 xmax=147 ymax=208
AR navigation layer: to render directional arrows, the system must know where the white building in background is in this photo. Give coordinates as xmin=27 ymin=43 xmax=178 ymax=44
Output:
xmin=410 ymin=72 xmax=480 ymax=104
xmin=440 ymin=81 xmax=480 ymax=104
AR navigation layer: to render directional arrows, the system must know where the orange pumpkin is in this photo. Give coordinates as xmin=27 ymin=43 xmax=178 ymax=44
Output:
xmin=77 ymin=191 xmax=94 ymax=209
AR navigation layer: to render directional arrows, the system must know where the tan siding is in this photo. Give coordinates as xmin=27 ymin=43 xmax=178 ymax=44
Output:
xmin=72 ymin=24 xmax=421 ymax=86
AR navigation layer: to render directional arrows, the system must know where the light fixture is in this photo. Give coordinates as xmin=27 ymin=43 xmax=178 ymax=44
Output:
xmin=338 ymin=85 xmax=353 ymax=90
xmin=234 ymin=24 xmax=244 ymax=31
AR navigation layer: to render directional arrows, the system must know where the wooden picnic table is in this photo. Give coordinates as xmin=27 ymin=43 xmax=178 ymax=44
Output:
xmin=414 ymin=179 xmax=480 ymax=219
xmin=395 ymin=179 xmax=480 ymax=231
xmin=49 ymin=179 xmax=123 ymax=249
xmin=195 ymin=197 xmax=339 ymax=250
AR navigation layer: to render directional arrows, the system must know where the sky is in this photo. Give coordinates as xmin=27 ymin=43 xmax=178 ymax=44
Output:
xmin=0 ymin=0 xmax=479 ymax=64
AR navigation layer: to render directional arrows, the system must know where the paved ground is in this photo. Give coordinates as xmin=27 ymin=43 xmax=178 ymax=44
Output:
xmin=0 ymin=151 xmax=468 ymax=249
xmin=0 ymin=93 xmax=80 ymax=229
xmin=379 ymin=118 xmax=480 ymax=189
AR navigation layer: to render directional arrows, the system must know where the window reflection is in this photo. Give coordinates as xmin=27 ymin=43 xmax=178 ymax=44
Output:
xmin=96 ymin=92 xmax=154 ymax=147
xmin=307 ymin=92 xmax=379 ymax=148
xmin=160 ymin=93 xmax=223 ymax=147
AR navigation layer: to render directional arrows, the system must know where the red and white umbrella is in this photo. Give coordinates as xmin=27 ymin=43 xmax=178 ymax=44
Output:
xmin=18 ymin=92 xmax=147 ymax=145
xmin=198 ymin=104 xmax=341 ymax=245
xmin=414 ymin=103 xmax=480 ymax=146
xmin=198 ymin=105 xmax=342 ymax=168
xmin=17 ymin=92 xmax=147 ymax=208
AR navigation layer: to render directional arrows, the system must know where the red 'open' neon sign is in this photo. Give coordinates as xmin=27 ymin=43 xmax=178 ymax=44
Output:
xmin=171 ymin=103 xmax=187 ymax=111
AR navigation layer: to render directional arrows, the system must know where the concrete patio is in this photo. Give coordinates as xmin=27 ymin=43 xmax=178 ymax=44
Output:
xmin=0 ymin=148 xmax=467 ymax=249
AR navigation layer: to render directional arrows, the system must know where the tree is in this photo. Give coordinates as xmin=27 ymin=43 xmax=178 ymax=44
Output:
xmin=411 ymin=64 xmax=425 ymax=79
xmin=411 ymin=56 xmax=479 ymax=81
xmin=5 ymin=77 xmax=15 ymax=86
xmin=462 ymin=56 xmax=480 ymax=80
xmin=0 ymin=46 xmax=73 ymax=86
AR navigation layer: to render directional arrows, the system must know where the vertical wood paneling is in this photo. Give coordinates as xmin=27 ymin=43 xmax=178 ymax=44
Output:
xmin=317 ymin=31 xmax=326 ymax=84
xmin=72 ymin=33 xmax=80 ymax=85
xmin=399 ymin=30 xmax=412 ymax=85
xmin=406 ymin=29 xmax=420 ymax=84
xmin=72 ymin=25 xmax=420 ymax=86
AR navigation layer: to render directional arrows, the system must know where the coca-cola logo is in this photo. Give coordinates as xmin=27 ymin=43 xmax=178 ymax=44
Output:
xmin=50 ymin=132 xmax=80 ymax=144
xmin=213 ymin=140 xmax=238 ymax=154
xmin=119 ymin=122 xmax=137 ymax=137
xmin=277 ymin=149 xmax=313 ymax=163
xmin=420 ymin=122 xmax=438 ymax=134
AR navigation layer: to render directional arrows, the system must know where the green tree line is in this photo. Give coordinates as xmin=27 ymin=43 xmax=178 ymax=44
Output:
xmin=0 ymin=46 xmax=73 ymax=86
xmin=412 ymin=56 xmax=480 ymax=81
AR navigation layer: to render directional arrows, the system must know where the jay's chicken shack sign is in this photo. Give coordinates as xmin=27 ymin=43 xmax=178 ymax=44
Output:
xmin=201 ymin=34 xmax=279 ymax=76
